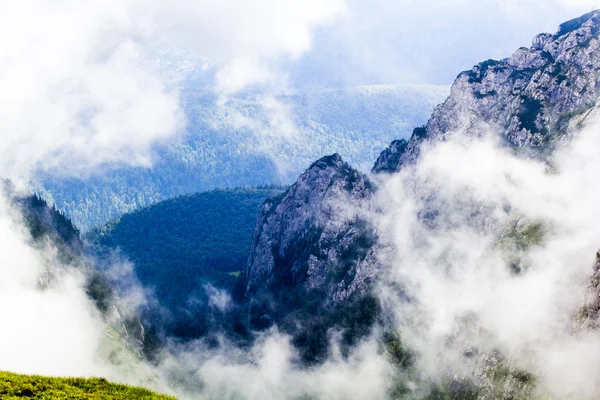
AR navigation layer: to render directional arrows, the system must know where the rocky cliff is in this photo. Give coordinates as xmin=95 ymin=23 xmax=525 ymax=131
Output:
xmin=246 ymin=154 xmax=376 ymax=304
xmin=243 ymin=10 xmax=600 ymax=371
xmin=374 ymin=10 xmax=600 ymax=173
xmin=245 ymin=154 xmax=383 ymax=362
xmin=249 ymin=11 xmax=600 ymax=310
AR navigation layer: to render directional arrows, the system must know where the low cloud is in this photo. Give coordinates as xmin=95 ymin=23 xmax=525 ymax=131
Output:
xmin=150 ymin=0 xmax=345 ymax=94
xmin=373 ymin=113 xmax=600 ymax=398
xmin=5 ymin=2 xmax=600 ymax=399
xmin=204 ymin=284 xmax=233 ymax=312
xmin=1 ymin=0 xmax=345 ymax=182
xmin=0 ymin=195 xmax=108 ymax=377
xmin=159 ymin=332 xmax=393 ymax=400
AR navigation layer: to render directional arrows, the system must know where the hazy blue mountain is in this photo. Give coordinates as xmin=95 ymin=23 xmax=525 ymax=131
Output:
xmin=39 ymin=85 xmax=448 ymax=230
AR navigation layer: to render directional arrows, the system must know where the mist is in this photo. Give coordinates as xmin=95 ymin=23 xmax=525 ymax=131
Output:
xmin=372 ymin=113 xmax=600 ymax=398
xmin=154 ymin=115 xmax=600 ymax=399
xmin=4 ymin=1 xmax=600 ymax=400
xmin=140 ymin=111 xmax=600 ymax=399
xmin=0 ymin=0 xmax=345 ymax=394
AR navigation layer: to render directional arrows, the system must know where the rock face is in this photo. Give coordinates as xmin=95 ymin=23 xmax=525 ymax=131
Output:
xmin=248 ymin=10 xmax=600 ymax=309
xmin=245 ymin=12 xmax=600 ymax=355
xmin=246 ymin=154 xmax=377 ymax=305
xmin=371 ymin=139 xmax=409 ymax=175
xmin=374 ymin=10 xmax=600 ymax=173
xmin=582 ymin=251 xmax=600 ymax=327
xmin=245 ymin=154 xmax=383 ymax=362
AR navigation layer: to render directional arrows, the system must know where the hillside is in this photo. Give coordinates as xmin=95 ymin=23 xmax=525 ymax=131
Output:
xmin=0 ymin=190 xmax=172 ymax=395
xmin=0 ymin=371 xmax=175 ymax=400
xmin=39 ymin=84 xmax=448 ymax=230
xmin=90 ymin=187 xmax=284 ymax=339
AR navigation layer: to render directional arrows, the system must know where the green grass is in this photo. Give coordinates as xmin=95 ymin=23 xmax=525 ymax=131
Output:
xmin=0 ymin=371 xmax=176 ymax=400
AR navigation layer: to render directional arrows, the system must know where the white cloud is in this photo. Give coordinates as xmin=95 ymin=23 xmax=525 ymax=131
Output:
xmin=204 ymin=284 xmax=233 ymax=312
xmin=165 ymin=332 xmax=393 ymax=400
xmin=373 ymin=114 xmax=600 ymax=398
xmin=0 ymin=197 xmax=107 ymax=377
xmin=0 ymin=0 xmax=345 ymax=182
xmin=148 ymin=0 xmax=346 ymax=93
xmin=0 ymin=1 xmax=183 ymax=181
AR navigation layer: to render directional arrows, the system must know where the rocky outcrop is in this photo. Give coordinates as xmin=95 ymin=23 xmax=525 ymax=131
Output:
xmin=243 ymin=13 xmax=600 ymax=368
xmin=581 ymin=251 xmax=600 ymax=328
xmin=246 ymin=154 xmax=378 ymax=307
xmin=244 ymin=154 xmax=385 ymax=363
xmin=374 ymin=10 xmax=600 ymax=173
xmin=371 ymin=139 xmax=409 ymax=174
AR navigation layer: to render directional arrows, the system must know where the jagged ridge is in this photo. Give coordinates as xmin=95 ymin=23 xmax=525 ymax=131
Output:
xmin=374 ymin=10 xmax=600 ymax=173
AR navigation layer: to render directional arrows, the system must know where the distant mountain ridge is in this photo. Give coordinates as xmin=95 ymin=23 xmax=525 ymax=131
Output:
xmin=39 ymin=84 xmax=448 ymax=230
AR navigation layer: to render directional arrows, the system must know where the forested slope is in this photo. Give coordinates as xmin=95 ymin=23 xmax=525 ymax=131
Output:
xmin=90 ymin=187 xmax=284 ymax=339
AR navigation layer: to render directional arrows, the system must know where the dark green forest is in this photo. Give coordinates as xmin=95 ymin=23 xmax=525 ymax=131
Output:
xmin=89 ymin=187 xmax=284 ymax=339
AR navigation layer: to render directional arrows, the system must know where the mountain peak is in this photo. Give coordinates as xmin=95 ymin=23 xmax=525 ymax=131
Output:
xmin=556 ymin=10 xmax=600 ymax=38
xmin=246 ymin=149 xmax=374 ymax=312
xmin=309 ymin=153 xmax=344 ymax=170
xmin=531 ymin=10 xmax=600 ymax=50
xmin=374 ymin=9 xmax=600 ymax=173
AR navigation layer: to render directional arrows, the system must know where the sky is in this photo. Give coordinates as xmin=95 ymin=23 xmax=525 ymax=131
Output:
xmin=172 ymin=0 xmax=600 ymax=91
xmin=291 ymin=0 xmax=600 ymax=87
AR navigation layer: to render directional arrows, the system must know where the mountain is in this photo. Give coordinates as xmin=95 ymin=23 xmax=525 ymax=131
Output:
xmin=97 ymin=8 xmax=600 ymax=323
xmin=90 ymin=187 xmax=284 ymax=340
xmin=374 ymin=10 xmax=600 ymax=173
xmin=245 ymin=155 xmax=380 ymax=362
xmin=38 ymin=85 xmax=448 ymax=230
xmin=242 ymin=8 xmax=600 ymax=390
xmin=16 ymin=194 xmax=83 ymax=262
xmin=8 ymin=11 xmax=600 ymax=400
xmin=246 ymin=155 xmax=374 ymax=301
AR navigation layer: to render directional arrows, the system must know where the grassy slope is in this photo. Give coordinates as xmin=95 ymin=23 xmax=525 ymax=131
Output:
xmin=0 ymin=371 xmax=176 ymax=400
